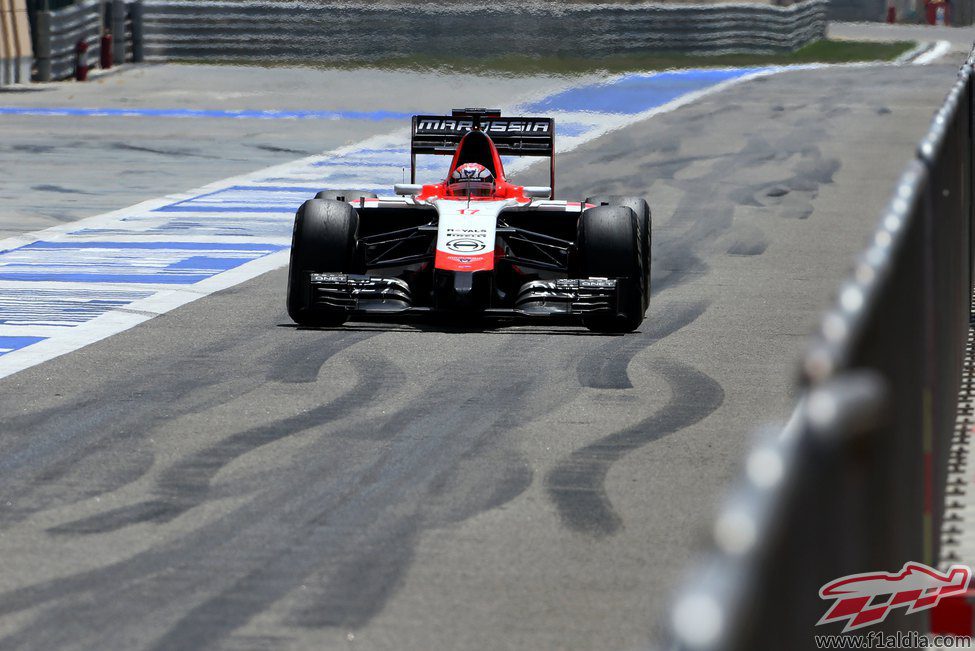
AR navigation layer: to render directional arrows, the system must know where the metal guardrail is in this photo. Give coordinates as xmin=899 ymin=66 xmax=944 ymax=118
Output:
xmin=138 ymin=0 xmax=827 ymax=61
xmin=666 ymin=50 xmax=975 ymax=651
xmin=32 ymin=0 xmax=142 ymax=81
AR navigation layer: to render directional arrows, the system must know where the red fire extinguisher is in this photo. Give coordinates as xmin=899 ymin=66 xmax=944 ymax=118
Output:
xmin=101 ymin=32 xmax=113 ymax=70
xmin=75 ymin=39 xmax=89 ymax=81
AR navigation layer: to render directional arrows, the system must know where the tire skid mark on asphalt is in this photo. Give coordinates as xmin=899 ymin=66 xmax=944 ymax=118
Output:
xmin=576 ymin=299 xmax=710 ymax=389
xmin=0 ymin=353 xmax=406 ymax=650
xmin=0 ymin=66 xmax=781 ymax=381
xmin=546 ymin=104 xmax=836 ymax=536
xmin=46 ymin=348 xmax=398 ymax=535
xmin=546 ymin=358 xmax=724 ymax=536
xmin=550 ymin=101 xmax=842 ymax=298
xmin=148 ymin=349 xmax=546 ymax=641
xmin=0 ymin=339 xmax=567 ymax=647
xmin=264 ymin=330 xmax=377 ymax=384
xmin=0 ymin=328 xmax=379 ymax=529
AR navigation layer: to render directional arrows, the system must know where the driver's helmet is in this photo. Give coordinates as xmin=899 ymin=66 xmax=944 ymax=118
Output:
xmin=448 ymin=162 xmax=495 ymax=197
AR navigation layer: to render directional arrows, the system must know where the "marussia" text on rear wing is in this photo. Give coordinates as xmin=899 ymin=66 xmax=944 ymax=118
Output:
xmin=410 ymin=108 xmax=555 ymax=192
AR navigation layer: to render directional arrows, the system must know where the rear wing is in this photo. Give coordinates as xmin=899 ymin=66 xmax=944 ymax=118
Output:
xmin=411 ymin=108 xmax=556 ymax=198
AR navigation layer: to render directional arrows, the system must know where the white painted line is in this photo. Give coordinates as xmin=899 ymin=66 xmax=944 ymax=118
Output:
xmin=914 ymin=40 xmax=952 ymax=65
xmin=895 ymin=41 xmax=933 ymax=65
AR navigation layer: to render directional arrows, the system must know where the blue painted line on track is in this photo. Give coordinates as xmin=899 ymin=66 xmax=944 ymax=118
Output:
xmin=0 ymin=287 xmax=154 ymax=327
xmin=0 ymin=107 xmax=415 ymax=121
xmin=71 ymin=215 xmax=296 ymax=239
xmin=8 ymin=241 xmax=281 ymax=251
xmin=0 ymin=241 xmax=286 ymax=284
xmin=155 ymin=206 xmax=298 ymax=214
xmin=0 ymin=336 xmax=46 ymax=356
xmin=312 ymin=160 xmax=410 ymax=168
xmin=339 ymin=148 xmax=409 ymax=156
xmin=525 ymin=68 xmax=764 ymax=115
xmin=153 ymin=183 xmax=412 ymax=214
xmin=195 ymin=185 xmax=321 ymax=194
xmin=557 ymin=123 xmax=594 ymax=137
xmin=154 ymin=185 xmax=321 ymax=214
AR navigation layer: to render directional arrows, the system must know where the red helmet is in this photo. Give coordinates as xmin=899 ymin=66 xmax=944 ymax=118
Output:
xmin=448 ymin=162 xmax=495 ymax=197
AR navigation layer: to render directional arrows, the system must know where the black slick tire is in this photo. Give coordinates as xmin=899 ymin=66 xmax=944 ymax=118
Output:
xmin=287 ymin=199 xmax=359 ymax=327
xmin=575 ymin=205 xmax=646 ymax=333
xmin=585 ymin=195 xmax=651 ymax=310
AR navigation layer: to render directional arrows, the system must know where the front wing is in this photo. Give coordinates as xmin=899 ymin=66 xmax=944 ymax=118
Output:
xmin=305 ymin=273 xmax=622 ymax=322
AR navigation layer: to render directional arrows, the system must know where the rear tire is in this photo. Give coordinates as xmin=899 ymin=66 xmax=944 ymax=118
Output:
xmin=575 ymin=205 xmax=646 ymax=333
xmin=287 ymin=199 xmax=359 ymax=327
xmin=586 ymin=195 xmax=651 ymax=309
xmin=315 ymin=189 xmax=378 ymax=203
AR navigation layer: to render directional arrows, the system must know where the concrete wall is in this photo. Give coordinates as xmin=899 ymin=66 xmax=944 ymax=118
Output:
xmin=0 ymin=0 xmax=32 ymax=86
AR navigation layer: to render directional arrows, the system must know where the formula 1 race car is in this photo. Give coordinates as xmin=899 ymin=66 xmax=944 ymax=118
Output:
xmin=286 ymin=108 xmax=650 ymax=332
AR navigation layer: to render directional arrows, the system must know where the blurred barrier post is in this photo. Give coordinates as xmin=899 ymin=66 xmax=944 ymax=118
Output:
xmin=671 ymin=374 xmax=889 ymax=651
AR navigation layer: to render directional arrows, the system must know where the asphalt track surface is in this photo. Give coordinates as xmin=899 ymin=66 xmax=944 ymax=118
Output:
xmin=0 ymin=61 xmax=963 ymax=650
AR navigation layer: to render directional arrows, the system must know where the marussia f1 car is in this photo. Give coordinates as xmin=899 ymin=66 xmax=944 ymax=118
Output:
xmin=286 ymin=108 xmax=651 ymax=332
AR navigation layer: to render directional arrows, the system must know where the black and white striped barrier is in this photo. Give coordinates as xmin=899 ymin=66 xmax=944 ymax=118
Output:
xmin=137 ymin=0 xmax=828 ymax=61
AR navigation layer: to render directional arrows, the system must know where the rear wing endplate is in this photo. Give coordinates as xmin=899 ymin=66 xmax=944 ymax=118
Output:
xmin=411 ymin=108 xmax=556 ymax=198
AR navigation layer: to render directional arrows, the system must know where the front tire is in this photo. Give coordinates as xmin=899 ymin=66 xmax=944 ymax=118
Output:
xmin=287 ymin=199 xmax=359 ymax=327
xmin=585 ymin=195 xmax=651 ymax=310
xmin=574 ymin=205 xmax=646 ymax=333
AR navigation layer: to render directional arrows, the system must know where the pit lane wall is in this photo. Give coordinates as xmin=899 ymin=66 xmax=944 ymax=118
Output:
xmin=665 ymin=50 xmax=975 ymax=651
xmin=137 ymin=0 xmax=827 ymax=60
xmin=0 ymin=0 xmax=32 ymax=86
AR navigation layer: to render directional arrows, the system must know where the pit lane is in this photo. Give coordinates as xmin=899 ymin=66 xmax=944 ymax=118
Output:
xmin=0 ymin=60 xmax=962 ymax=650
